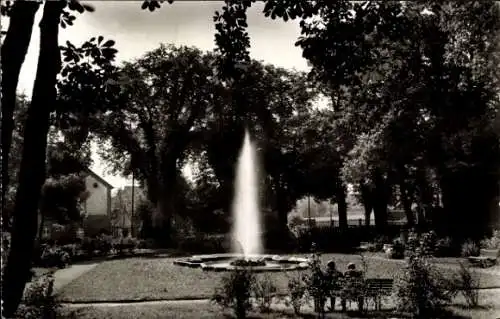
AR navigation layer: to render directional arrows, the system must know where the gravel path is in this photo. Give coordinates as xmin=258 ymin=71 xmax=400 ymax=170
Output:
xmin=53 ymin=263 xmax=100 ymax=293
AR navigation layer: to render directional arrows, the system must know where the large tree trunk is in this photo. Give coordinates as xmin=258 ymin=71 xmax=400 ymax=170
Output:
xmin=1 ymin=2 xmax=63 ymax=316
xmin=272 ymin=175 xmax=291 ymax=234
xmin=275 ymin=194 xmax=289 ymax=235
xmin=415 ymin=168 xmax=435 ymax=225
xmin=1 ymin=1 xmax=40 ymax=217
xmin=336 ymin=184 xmax=348 ymax=231
xmin=372 ymin=171 xmax=389 ymax=232
xmin=152 ymin=153 xmax=179 ymax=245
xmin=360 ymin=183 xmax=373 ymax=227
xmin=398 ymin=179 xmax=415 ymax=227
xmin=440 ymin=166 xmax=498 ymax=241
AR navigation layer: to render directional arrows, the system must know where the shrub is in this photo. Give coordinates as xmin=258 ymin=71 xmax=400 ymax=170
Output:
xmin=212 ymin=268 xmax=256 ymax=319
xmin=40 ymin=245 xmax=71 ymax=269
xmin=388 ymin=239 xmax=405 ymax=259
xmin=366 ymin=243 xmax=380 ymax=252
xmin=435 ymin=237 xmax=454 ymax=257
xmin=137 ymin=238 xmax=156 ymax=249
xmin=373 ymin=235 xmax=390 ymax=251
xmin=461 ymin=240 xmax=480 ymax=257
xmin=406 ymin=229 xmax=420 ymax=254
xmin=480 ymin=230 xmax=500 ymax=250
xmin=290 ymin=225 xmax=312 ymax=253
xmin=419 ymin=231 xmax=438 ymax=256
xmin=406 ymin=231 xmax=456 ymax=257
xmin=178 ymin=234 xmax=226 ymax=254
xmin=15 ymin=271 xmax=60 ymax=319
xmin=253 ymin=274 xmax=277 ymax=312
xmin=394 ymin=253 xmax=454 ymax=318
xmin=286 ymin=273 xmax=307 ymax=315
xmin=94 ymin=235 xmax=113 ymax=255
xmin=60 ymin=243 xmax=78 ymax=259
xmin=452 ymin=262 xmax=480 ymax=308
xmin=113 ymin=237 xmax=138 ymax=256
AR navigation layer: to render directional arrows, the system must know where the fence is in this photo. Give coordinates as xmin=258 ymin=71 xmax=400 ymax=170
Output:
xmin=295 ymin=218 xmax=407 ymax=253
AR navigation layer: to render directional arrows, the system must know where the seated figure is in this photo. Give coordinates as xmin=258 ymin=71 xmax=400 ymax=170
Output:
xmin=341 ymin=262 xmax=365 ymax=312
xmin=325 ymin=260 xmax=343 ymax=311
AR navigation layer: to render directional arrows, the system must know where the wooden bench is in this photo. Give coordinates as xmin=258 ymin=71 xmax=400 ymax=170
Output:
xmin=329 ymin=278 xmax=394 ymax=311
xmin=468 ymin=249 xmax=499 ymax=268
xmin=365 ymin=278 xmax=394 ymax=310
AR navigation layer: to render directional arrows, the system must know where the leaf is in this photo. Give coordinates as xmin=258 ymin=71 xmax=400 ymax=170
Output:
xmin=98 ymin=36 xmax=104 ymax=44
xmin=263 ymin=1 xmax=272 ymax=14
xmin=74 ymin=2 xmax=85 ymax=14
xmin=82 ymin=3 xmax=95 ymax=12
xmin=102 ymin=40 xmax=115 ymax=48
xmin=141 ymin=1 xmax=148 ymax=10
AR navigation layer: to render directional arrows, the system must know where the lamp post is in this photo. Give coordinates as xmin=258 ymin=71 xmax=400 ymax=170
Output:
xmin=131 ymin=171 xmax=135 ymax=237
xmin=307 ymin=195 xmax=311 ymax=231
xmin=330 ymin=200 xmax=333 ymax=230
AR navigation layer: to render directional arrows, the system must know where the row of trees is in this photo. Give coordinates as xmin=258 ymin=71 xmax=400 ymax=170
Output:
xmin=2 ymin=0 xmax=499 ymax=316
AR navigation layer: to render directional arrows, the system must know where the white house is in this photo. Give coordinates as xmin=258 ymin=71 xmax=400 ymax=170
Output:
xmin=39 ymin=169 xmax=114 ymax=240
xmin=82 ymin=169 xmax=114 ymax=237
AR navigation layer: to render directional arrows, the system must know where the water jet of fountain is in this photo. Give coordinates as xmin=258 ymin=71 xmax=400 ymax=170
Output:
xmin=231 ymin=130 xmax=263 ymax=257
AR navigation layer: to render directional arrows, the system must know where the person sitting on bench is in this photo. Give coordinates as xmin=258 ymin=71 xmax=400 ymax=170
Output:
xmin=325 ymin=260 xmax=343 ymax=310
xmin=341 ymin=262 xmax=364 ymax=312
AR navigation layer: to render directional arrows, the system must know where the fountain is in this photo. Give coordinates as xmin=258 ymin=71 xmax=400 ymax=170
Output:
xmin=231 ymin=131 xmax=262 ymax=256
xmin=174 ymin=130 xmax=309 ymax=272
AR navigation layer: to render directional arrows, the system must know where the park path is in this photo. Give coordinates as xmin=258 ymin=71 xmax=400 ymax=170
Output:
xmin=53 ymin=262 xmax=99 ymax=293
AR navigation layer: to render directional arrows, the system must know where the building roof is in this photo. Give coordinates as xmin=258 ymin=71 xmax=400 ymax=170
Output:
xmin=85 ymin=168 xmax=114 ymax=189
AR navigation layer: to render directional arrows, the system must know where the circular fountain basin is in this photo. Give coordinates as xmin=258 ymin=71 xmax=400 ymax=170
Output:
xmin=173 ymin=253 xmax=310 ymax=272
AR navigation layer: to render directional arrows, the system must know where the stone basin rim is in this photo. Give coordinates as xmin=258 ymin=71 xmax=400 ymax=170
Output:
xmin=173 ymin=253 xmax=311 ymax=272
xmin=179 ymin=253 xmax=309 ymax=262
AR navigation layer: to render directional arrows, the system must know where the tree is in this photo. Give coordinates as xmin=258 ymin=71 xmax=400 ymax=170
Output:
xmin=297 ymin=110 xmax=348 ymax=230
xmin=196 ymin=60 xmax=318 ymax=235
xmin=1 ymin=1 xmax=96 ymax=315
xmin=86 ymin=45 xmax=219 ymax=244
xmin=421 ymin=2 xmax=500 ymax=239
xmin=39 ymin=140 xmax=90 ymax=233
xmin=1 ymin=1 xmax=41 ymax=213
xmin=252 ymin=1 xmax=500 ymax=238
xmin=2 ymin=94 xmax=30 ymax=230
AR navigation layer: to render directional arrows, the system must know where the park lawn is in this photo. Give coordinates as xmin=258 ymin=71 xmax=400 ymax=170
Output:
xmin=56 ymin=253 xmax=499 ymax=303
xmin=61 ymin=303 xmax=347 ymax=319
xmin=59 ymin=289 xmax=500 ymax=319
xmin=57 ymin=254 xmax=401 ymax=302
xmin=61 ymin=302 xmax=226 ymax=319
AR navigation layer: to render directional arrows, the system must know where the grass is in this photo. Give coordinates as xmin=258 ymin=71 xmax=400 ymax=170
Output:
xmin=61 ymin=303 xmax=347 ymax=319
xmin=56 ymin=253 xmax=500 ymax=303
xmin=61 ymin=302 xmax=225 ymax=319
xmin=55 ymin=252 xmax=500 ymax=318
xmin=56 ymin=254 xmax=394 ymax=302
xmin=59 ymin=290 xmax=500 ymax=319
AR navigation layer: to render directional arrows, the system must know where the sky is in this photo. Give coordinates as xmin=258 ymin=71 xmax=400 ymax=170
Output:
xmin=14 ymin=1 xmax=311 ymax=188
